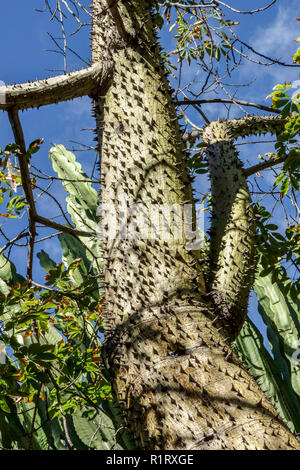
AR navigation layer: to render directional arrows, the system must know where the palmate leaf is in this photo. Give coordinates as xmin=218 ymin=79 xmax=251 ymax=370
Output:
xmin=0 ymin=257 xmax=32 ymax=450
xmin=0 ymin=351 xmax=66 ymax=450
xmin=0 ymin=254 xmax=25 ymax=325
xmin=0 ymin=259 xmax=65 ymax=450
xmin=36 ymin=250 xmax=56 ymax=274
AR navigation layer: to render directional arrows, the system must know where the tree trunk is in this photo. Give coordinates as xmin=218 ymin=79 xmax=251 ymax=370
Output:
xmin=92 ymin=0 xmax=300 ymax=450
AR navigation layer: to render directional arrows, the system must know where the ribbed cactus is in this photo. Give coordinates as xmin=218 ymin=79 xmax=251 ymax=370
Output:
xmin=254 ymin=270 xmax=300 ymax=403
xmin=234 ymin=317 xmax=300 ymax=434
xmin=49 ymin=145 xmax=101 ymax=268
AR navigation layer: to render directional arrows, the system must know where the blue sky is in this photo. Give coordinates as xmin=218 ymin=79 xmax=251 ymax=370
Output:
xmin=0 ymin=1 xmax=299 ymax=348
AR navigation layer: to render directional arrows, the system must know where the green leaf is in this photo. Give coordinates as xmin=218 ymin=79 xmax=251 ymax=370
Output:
xmin=37 ymin=250 xmax=57 ymax=274
xmin=280 ymin=177 xmax=290 ymax=196
xmin=274 ymin=172 xmax=286 ymax=187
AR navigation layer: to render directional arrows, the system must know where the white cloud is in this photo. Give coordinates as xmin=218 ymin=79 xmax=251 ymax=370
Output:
xmin=251 ymin=2 xmax=299 ymax=59
xmin=43 ymin=239 xmax=63 ymax=259
xmin=65 ymin=96 xmax=92 ymax=119
xmin=236 ymin=1 xmax=300 ymax=99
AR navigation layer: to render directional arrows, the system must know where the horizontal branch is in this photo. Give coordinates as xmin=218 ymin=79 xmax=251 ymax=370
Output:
xmin=0 ymin=63 xmax=113 ymax=111
xmin=177 ymin=98 xmax=279 ymax=114
xmin=183 ymin=114 xmax=287 ymax=141
xmin=35 ymin=214 xmax=96 ymax=238
xmin=243 ymin=155 xmax=288 ymax=177
xmin=227 ymin=115 xmax=287 ymax=139
xmin=214 ymin=0 xmax=277 ymax=15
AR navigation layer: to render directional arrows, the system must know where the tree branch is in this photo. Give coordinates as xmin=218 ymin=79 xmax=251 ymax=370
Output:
xmin=226 ymin=114 xmax=287 ymax=138
xmin=184 ymin=114 xmax=287 ymax=141
xmin=244 ymin=155 xmax=288 ymax=177
xmin=1 ymin=63 xmax=113 ymax=111
xmin=8 ymin=107 xmax=39 ymax=341
xmin=214 ymin=0 xmax=277 ymax=15
xmin=35 ymin=214 xmax=96 ymax=238
xmin=176 ymin=98 xmax=279 ymax=115
xmin=0 ymin=231 xmax=30 ymax=256
xmin=203 ymin=120 xmax=258 ymax=340
xmin=8 ymin=108 xmax=37 ymax=282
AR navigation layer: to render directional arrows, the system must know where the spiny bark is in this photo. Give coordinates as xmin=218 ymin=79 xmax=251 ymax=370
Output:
xmin=203 ymin=121 xmax=258 ymax=339
xmin=184 ymin=115 xmax=287 ymax=142
xmin=92 ymin=0 xmax=300 ymax=449
xmin=203 ymin=115 xmax=289 ymax=337
xmin=0 ymin=63 xmax=112 ymax=111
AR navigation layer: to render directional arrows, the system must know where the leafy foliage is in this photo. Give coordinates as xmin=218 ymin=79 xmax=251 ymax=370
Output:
xmin=0 ymin=145 xmax=133 ymax=450
xmin=266 ymin=83 xmax=300 ymax=197
xmin=152 ymin=0 xmax=240 ymax=76
xmin=252 ymin=63 xmax=300 ymax=302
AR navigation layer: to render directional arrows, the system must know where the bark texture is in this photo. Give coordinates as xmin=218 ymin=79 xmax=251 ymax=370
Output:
xmin=1 ymin=64 xmax=112 ymax=110
xmin=204 ymin=121 xmax=258 ymax=338
xmin=92 ymin=0 xmax=300 ymax=450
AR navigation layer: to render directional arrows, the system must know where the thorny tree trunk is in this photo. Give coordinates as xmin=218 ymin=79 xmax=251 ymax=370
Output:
xmin=92 ymin=0 xmax=300 ymax=449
